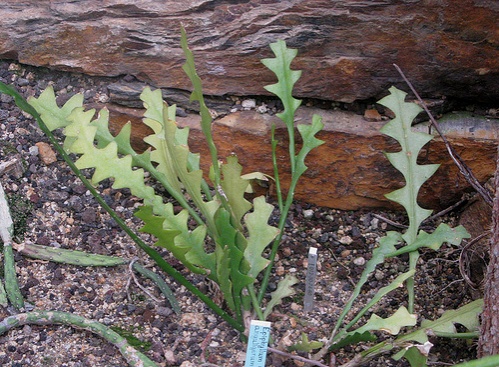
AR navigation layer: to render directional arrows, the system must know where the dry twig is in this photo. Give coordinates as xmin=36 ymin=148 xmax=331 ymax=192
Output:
xmin=268 ymin=346 xmax=330 ymax=367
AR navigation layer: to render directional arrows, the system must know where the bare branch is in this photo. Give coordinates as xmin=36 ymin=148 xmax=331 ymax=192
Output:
xmin=268 ymin=347 xmax=330 ymax=367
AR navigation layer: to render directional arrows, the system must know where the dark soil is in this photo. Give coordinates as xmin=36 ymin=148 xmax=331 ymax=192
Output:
xmin=0 ymin=60 xmax=483 ymax=367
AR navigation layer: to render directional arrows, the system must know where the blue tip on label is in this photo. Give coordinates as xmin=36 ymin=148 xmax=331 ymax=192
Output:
xmin=244 ymin=320 xmax=271 ymax=367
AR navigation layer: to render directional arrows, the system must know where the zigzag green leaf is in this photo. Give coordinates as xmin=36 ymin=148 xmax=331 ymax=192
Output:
xmin=180 ymin=26 xmax=221 ymax=191
xmin=64 ymin=107 xmax=159 ymax=203
xmin=396 ymin=299 xmax=483 ymax=345
xmin=162 ymin=116 xmax=220 ymax=230
xmin=262 ymin=274 xmax=298 ymax=319
xmin=141 ymin=86 xmax=166 ymax=123
xmin=141 ymin=87 xmax=209 ymax=199
xmin=139 ymin=79 xmax=220 ymax=232
xmin=214 ymin=208 xmax=254 ymax=315
xmin=354 ymin=306 xmax=417 ymax=336
xmin=139 ymin=88 xmax=214 ymax=222
xmin=29 ymin=87 xmax=203 ymax=226
xmin=135 ymin=205 xmax=214 ymax=276
xmin=387 ymin=223 xmax=470 ymax=257
xmin=142 ymin=88 xmax=184 ymax=194
xmin=295 ymin=114 xmax=325 ymax=176
xmin=244 ymin=196 xmax=280 ymax=279
xmin=393 ymin=299 xmax=483 ymax=365
xmin=29 ymin=87 xmax=154 ymax=174
xmin=261 ymin=40 xmax=302 ymax=127
xmin=28 ymin=86 xmax=84 ymax=131
xmin=378 ymin=87 xmax=439 ymax=243
xmin=342 ymin=270 xmax=416 ymax=334
xmin=334 ymin=231 xmax=402 ymax=334
xmin=288 ymin=333 xmax=324 ymax=353
xmin=220 ymin=156 xmax=252 ymax=227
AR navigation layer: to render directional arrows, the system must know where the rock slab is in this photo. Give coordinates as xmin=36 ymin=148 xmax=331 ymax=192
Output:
xmin=104 ymin=103 xmax=498 ymax=211
xmin=0 ymin=1 xmax=497 ymax=103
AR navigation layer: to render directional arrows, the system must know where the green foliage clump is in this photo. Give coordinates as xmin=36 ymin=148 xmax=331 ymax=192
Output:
xmin=8 ymin=27 xmax=324 ymax=332
xmin=308 ymin=87 xmax=476 ymax=367
xmin=0 ymin=29 xmax=484 ymax=367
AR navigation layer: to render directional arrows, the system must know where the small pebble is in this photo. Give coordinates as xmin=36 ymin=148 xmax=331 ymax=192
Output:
xmin=164 ymin=348 xmax=177 ymax=365
xmin=81 ymin=207 xmax=97 ymax=223
xmin=17 ymin=78 xmax=30 ymax=86
xmin=156 ymin=306 xmax=173 ymax=317
xmin=351 ymin=226 xmax=361 ymax=238
xmin=180 ymin=312 xmax=206 ymax=328
xmin=340 ymin=249 xmax=351 ymax=258
xmin=374 ymin=269 xmax=384 ymax=281
xmin=339 ymin=236 xmax=353 ymax=245
xmin=94 ymin=92 xmax=109 ymax=103
xmin=35 ymin=142 xmax=57 ymax=165
xmin=100 ymin=317 xmax=113 ymax=325
xmin=256 ymin=104 xmax=267 ymax=113
xmin=241 ymin=99 xmax=256 ymax=109
xmin=29 ymin=145 xmax=39 ymax=156
xmin=363 ymin=108 xmax=382 ymax=122
xmin=303 ymin=209 xmax=314 ymax=219
xmin=353 ymin=257 xmax=366 ymax=266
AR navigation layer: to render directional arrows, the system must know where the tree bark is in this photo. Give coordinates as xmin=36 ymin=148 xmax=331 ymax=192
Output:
xmin=478 ymin=144 xmax=499 ymax=357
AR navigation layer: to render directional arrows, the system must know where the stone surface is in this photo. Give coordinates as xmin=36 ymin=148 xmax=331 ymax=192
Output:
xmin=105 ymin=103 xmax=499 ymax=211
xmin=0 ymin=1 xmax=498 ymax=104
xmin=35 ymin=142 xmax=57 ymax=165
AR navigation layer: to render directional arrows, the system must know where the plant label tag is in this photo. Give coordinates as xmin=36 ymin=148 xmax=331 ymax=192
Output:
xmin=304 ymin=247 xmax=318 ymax=313
xmin=244 ymin=320 xmax=271 ymax=367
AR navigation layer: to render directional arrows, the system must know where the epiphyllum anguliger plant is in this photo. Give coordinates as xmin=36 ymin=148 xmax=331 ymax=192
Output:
xmin=6 ymin=27 xmax=324 ymax=332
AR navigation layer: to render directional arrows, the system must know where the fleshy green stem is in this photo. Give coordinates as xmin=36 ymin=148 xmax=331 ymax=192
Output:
xmin=13 ymin=242 xmax=127 ymax=267
xmin=270 ymin=125 xmax=283 ymax=212
xmin=407 ymin=251 xmax=419 ymax=314
xmin=0 ymin=181 xmax=25 ymax=310
xmin=247 ymin=284 xmax=265 ymax=321
xmin=3 ymin=243 xmax=24 ymax=310
xmin=0 ymin=310 xmax=158 ymax=367
xmin=131 ymin=262 xmax=181 ymax=315
xmin=432 ymin=331 xmax=479 ymax=339
xmin=0 ymin=282 xmax=7 ymax=308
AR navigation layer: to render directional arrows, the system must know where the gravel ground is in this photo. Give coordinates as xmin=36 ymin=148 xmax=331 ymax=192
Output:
xmin=0 ymin=60 xmax=482 ymax=367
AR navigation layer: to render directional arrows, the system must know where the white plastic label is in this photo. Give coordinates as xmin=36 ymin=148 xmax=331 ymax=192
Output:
xmin=304 ymin=247 xmax=318 ymax=313
xmin=244 ymin=320 xmax=271 ymax=367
